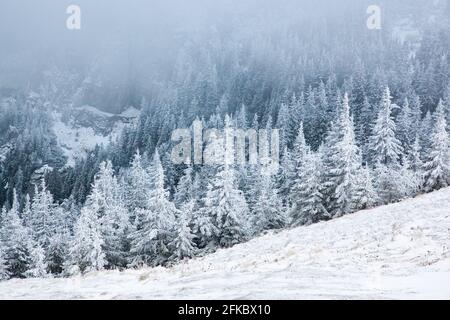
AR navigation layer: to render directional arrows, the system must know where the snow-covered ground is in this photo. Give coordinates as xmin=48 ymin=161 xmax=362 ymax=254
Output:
xmin=1 ymin=188 xmax=449 ymax=300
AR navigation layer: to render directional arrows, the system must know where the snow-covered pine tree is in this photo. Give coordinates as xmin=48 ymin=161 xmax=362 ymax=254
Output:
xmin=320 ymin=120 xmax=342 ymax=214
xmin=277 ymin=146 xmax=296 ymax=206
xmin=0 ymin=243 xmax=10 ymax=280
xmin=420 ymin=111 xmax=433 ymax=157
xmin=205 ymin=115 xmax=251 ymax=247
xmin=65 ymin=189 xmax=106 ymax=275
xmin=24 ymin=244 xmax=48 ymax=278
xmin=399 ymin=158 xmax=421 ymax=198
xmin=236 ymin=104 xmax=248 ymax=130
xmin=359 ymin=96 xmax=374 ymax=163
xmin=127 ymin=149 xmax=152 ymax=215
xmin=397 ymin=98 xmax=414 ymax=155
xmin=170 ymin=201 xmax=197 ymax=261
xmin=410 ymin=135 xmax=424 ymax=173
xmin=0 ymin=190 xmax=34 ymax=278
xmin=289 ymin=150 xmax=328 ymax=226
xmin=331 ymin=94 xmax=364 ymax=217
xmin=88 ymin=161 xmax=130 ymax=268
xmin=252 ymin=168 xmax=286 ymax=234
xmin=44 ymin=204 xmax=71 ymax=275
xmin=277 ymin=103 xmax=294 ymax=152
xmin=370 ymin=87 xmax=404 ymax=166
xmin=423 ymin=100 xmax=450 ymax=191
xmin=21 ymin=194 xmax=32 ymax=228
xmin=292 ymin=122 xmax=309 ymax=172
xmin=352 ymin=166 xmax=379 ymax=210
xmin=194 ymin=183 xmax=219 ymax=251
xmin=30 ymin=179 xmax=56 ymax=250
xmin=129 ymin=150 xmax=178 ymax=267
xmin=174 ymin=165 xmax=194 ymax=208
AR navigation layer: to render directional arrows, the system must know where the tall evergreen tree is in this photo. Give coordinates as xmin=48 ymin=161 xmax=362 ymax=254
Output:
xmin=370 ymin=87 xmax=403 ymax=166
xmin=253 ymin=167 xmax=286 ymax=234
xmin=204 ymin=115 xmax=251 ymax=247
xmin=423 ymin=100 xmax=450 ymax=191
xmin=129 ymin=150 xmax=178 ymax=266
xmin=0 ymin=190 xmax=34 ymax=278
xmin=66 ymin=190 xmax=106 ymax=275
xmin=331 ymin=94 xmax=364 ymax=217
xmin=290 ymin=150 xmax=328 ymax=226
xmin=170 ymin=203 xmax=197 ymax=261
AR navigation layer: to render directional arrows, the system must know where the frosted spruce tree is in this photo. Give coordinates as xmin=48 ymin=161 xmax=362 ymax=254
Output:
xmin=129 ymin=150 xmax=178 ymax=267
xmin=370 ymin=87 xmax=404 ymax=166
xmin=0 ymin=244 xmax=9 ymax=280
xmin=66 ymin=188 xmax=106 ymax=275
xmin=89 ymin=161 xmax=130 ymax=268
xmin=397 ymin=98 xmax=414 ymax=154
xmin=127 ymin=149 xmax=152 ymax=215
xmin=331 ymin=94 xmax=364 ymax=217
xmin=353 ymin=166 xmax=379 ymax=210
xmin=24 ymin=244 xmax=48 ymax=278
xmin=174 ymin=165 xmax=194 ymax=208
xmin=170 ymin=202 xmax=197 ymax=261
xmin=252 ymin=169 xmax=286 ymax=234
xmin=204 ymin=115 xmax=251 ymax=247
xmin=423 ymin=100 xmax=450 ymax=191
xmin=30 ymin=179 xmax=56 ymax=250
xmin=370 ymin=87 xmax=412 ymax=203
xmin=0 ymin=190 xmax=35 ymax=278
xmin=289 ymin=150 xmax=328 ymax=226
xmin=277 ymin=146 xmax=296 ymax=206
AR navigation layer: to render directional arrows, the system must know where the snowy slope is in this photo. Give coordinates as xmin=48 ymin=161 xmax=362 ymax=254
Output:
xmin=1 ymin=188 xmax=450 ymax=300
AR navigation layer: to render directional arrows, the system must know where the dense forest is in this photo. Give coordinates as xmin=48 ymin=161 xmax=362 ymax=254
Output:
xmin=0 ymin=0 xmax=449 ymax=279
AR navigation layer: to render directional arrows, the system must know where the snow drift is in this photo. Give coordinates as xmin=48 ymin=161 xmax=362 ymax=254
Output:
xmin=0 ymin=187 xmax=449 ymax=300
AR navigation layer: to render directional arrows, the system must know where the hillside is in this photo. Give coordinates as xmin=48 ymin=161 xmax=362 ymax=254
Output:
xmin=0 ymin=187 xmax=449 ymax=300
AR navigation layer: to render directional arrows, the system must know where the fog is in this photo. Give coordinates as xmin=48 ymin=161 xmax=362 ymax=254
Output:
xmin=0 ymin=0 xmax=445 ymax=110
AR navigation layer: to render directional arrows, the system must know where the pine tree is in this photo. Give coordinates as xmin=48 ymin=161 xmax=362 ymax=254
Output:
xmin=30 ymin=179 xmax=56 ymax=250
xmin=174 ymin=165 xmax=194 ymax=208
xmin=88 ymin=161 xmax=130 ymax=268
xmin=66 ymin=192 xmax=106 ymax=275
xmin=170 ymin=202 xmax=197 ymax=261
xmin=277 ymin=103 xmax=294 ymax=151
xmin=21 ymin=194 xmax=32 ymax=228
xmin=353 ymin=166 xmax=379 ymax=210
xmin=277 ymin=146 xmax=296 ymax=205
xmin=289 ymin=122 xmax=312 ymax=210
xmin=206 ymin=115 xmax=251 ymax=247
xmin=24 ymin=244 xmax=48 ymax=278
xmin=0 ymin=244 xmax=10 ymax=280
xmin=397 ymin=98 xmax=414 ymax=154
xmin=332 ymin=94 xmax=364 ymax=217
xmin=129 ymin=150 xmax=178 ymax=266
xmin=0 ymin=190 xmax=34 ymax=278
xmin=420 ymin=111 xmax=433 ymax=157
xmin=423 ymin=100 xmax=450 ymax=191
xmin=194 ymin=184 xmax=219 ymax=250
xmin=289 ymin=150 xmax=327 ymax=226
xmin=253 ymin=170 xmax=286 ymax=234
xmin=127 ymin=150 xmax=152 ymax=214
xmin=370 ymin=87 xmax=403 ymax=166
xmin=359 ymin=96 xmax=374 ymax=162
